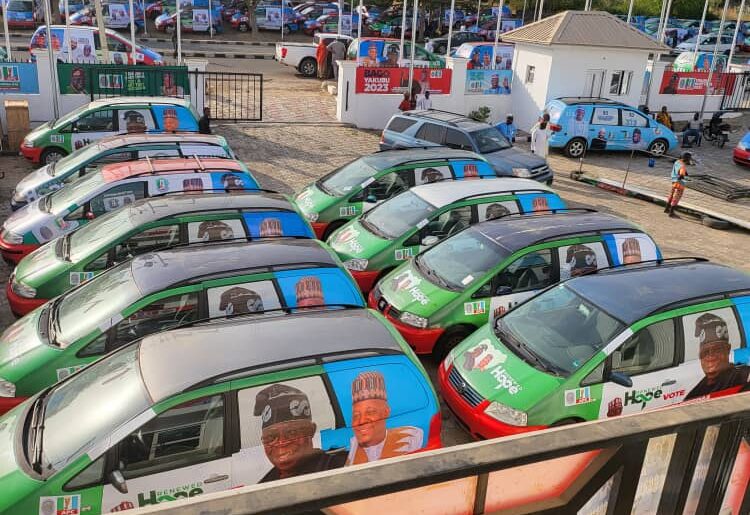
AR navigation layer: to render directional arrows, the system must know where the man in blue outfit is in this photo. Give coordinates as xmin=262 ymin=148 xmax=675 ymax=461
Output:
xmin=496 ymin=114 xmax=516 ymax=143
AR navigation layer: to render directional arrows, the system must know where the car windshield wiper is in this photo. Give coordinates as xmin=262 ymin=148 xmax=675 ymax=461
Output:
xmin=495 ymin=319 xmax=561 ymax=376
xmin=40 ymin=195 xmax=52 ymax=213
xmin=62 ymin=234 xmax=71 ymax=261
xmin=47 ymin=297 xmax=63 ymax=347
xmin=359 ymin=217 xmax=388 ymax=239
xmin=27 ymin=387 xmax=51 ymax=474
xmin=415 ymin=255 xmax=456 ymax=291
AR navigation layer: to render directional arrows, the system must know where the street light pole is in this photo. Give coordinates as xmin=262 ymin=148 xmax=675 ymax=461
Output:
xmin=626 ymin=0 xmax=634 ymax=24
xmin=700 ymin=0 xmax=731 ymax=118
xmin=399 ymin=0 xmax=407 ymax=66
xmin=446 ymin=0 xmax=454 ymax=58
xmin=693 ymin=0 xmax=710 ymax=56
xmin=176 ymin=0 xmax=182 ymax=63
xmin=41 ymin=0 xmax=59 ymax=118
xmin=94 ymin=0 xmax=109 ymax=62
xmin=491 ymin=0 xmax=502 ymax=67
xmin=727 ymin=0 xmax=745 ymax=71
xmin=129 ymin=0 xmax=137 ymax=63
xmin=407 ymin=0 xmax=418 ymax=95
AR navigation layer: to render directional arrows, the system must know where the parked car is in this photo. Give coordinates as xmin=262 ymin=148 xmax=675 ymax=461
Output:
xmin=59 ymin=0 xmax=86 ymax=20
xmin=275 ymin=32 xmax=353 ymax=77
xmin=13 ymin=133 xmax=235 ymax=210
xmin=30 ymin=25 xmax=163 ymax=65
xmin=676 ymin=33 xmax=737 ymax=54
xmin=733 ymin=130 xmax=750 ymax=166
xmin=425 ymin=31 xmax=484 ymax=55
xmin=10 ymin=191 xmax=315 ymax=314
xmin=370 ymin=210 xmax=661 ymax=359
xmin=381 ymin=111 xmax=553 ymax=183
xmin=0 ymin=158 xmax=260 ymax=266
xmin=155 ymin=5 xmax=223 ymax=33
xmin=295 ymin=148 xmax=496 ymax=239
xmin=303 ymin=12 xmax=359 ymax=35
xmin=5 ymin=0 xmax=38 ymax=28
xmin=440 ymin=258 xmax=750 ymax=439
xmin=232 ymin=5 xmax=299 ymax=33
xmin=0 ymin=239 xmax=364 ymax=413
xmin=346 ymin=37 xmax=445 ymax=68
xmin=0 ymin=306 xmax=440 ymax=513
xmin=327 ymin=178 xmax=565 ymax=293
xmin=20 ymin=97 xmax=199 ymax=164
xmin=544 ymin=97 xmax=679 ymax=158
xmin=69 ymin=2 xmax=146 ymax=30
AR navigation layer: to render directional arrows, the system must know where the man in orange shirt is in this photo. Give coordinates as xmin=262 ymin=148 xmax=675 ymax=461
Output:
xmin=665 ymin=152 xmax=692 ymax=217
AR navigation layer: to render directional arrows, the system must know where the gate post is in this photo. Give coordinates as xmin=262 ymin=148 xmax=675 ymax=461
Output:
xmin=184 ymin=59 xmax=208 ymax=114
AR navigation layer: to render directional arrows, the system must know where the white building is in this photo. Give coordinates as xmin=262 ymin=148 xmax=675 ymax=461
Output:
xmin=501 ymin=10 xmax=668 ymax=131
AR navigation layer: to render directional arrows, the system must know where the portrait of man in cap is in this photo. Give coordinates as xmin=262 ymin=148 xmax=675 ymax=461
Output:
xmin=222 ymin=173 xmax=245 ymax=191
xmin=218 ymin=286 xmax=264 ymax=315
xmin=419 ymin=167 xmax=446 ymax=184
xmin=346 ymin=371 xmax=423 ymax=465
xmin=621 ymin=237 xmax=642 ymax=264
xmin=68 ymin=66 xmax=87 ymax=94
xmin=484 ymin=203 xmax=510 ymax=221
xmin=123 ymin=110 xmax=148 ymax=134
xmin=255 ymin=384 xmax=346 ymax=482
xmin=685 ymin=313 xmax=750 ymax=400
xmin=197 ymin=220 xmax=234 ymax=241
xmin=295 ymin=276 xmax=324 ymax=308
xmin=259 ymin=217 xmax=283 ymax=237
xmin=565 ymin=244 xmax=598 ymax=277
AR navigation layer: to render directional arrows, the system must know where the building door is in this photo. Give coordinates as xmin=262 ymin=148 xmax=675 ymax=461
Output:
xmin=583 ymin=69 xmax=606 ymax=97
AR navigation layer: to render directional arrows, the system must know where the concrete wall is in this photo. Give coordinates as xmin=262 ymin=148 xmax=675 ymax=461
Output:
xmin=508 ymin=45 xmax=553 ymax=132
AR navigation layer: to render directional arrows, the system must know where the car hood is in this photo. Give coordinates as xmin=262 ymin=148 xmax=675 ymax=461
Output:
xmin=14 ymin=166 xmax=54 ymax=199
xmin=378 ymin=261 xmax=458 ymax=317
xmin=0 ymin=307 xmax=53 ymax=380
xmin=295 ymin=184 xmax=339 ymax=219
xmin=328 ymin=219 xmax=391 ymax=261
xmin=14 ymin=243 xmax=69 ymax=289
xmin=447 ymin=325 xmax=562 ymax=411
xmin=483 ymin=146 xmax=547 ymax=172
xmin=0 ymin=407 xmax=42 ymax=512
xmin=2 ymin=200 xmax=54 ymax=239
xmin=23 ymin=122 xmax=51 ymax=145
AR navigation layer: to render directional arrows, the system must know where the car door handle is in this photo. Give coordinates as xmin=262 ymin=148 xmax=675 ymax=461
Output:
xmin=203 ymin=474 xmax=229 ymax=484
xmin=661 ymin=379 xmax=676 ymax=386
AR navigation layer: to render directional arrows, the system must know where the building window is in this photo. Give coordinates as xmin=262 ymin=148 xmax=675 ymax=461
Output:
xmin=609 ymin=70 xmax=633 ymax=96
xmin=525 ymin=65 xmax=535 ymax=84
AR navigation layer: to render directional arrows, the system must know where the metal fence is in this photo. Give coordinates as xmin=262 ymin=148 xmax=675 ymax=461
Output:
xmin=129 ymin=392 xmax=750 ymax=515
xmin=721 ymin=71 xmax=750 ymax=111
xmin=190 ymin=70 xmax=263 ymax=122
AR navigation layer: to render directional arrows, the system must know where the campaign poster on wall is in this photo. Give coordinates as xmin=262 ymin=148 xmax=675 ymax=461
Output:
xmin=659 ymin=71 xmax=736 ymax=95
xmin=192 ymin=8 xmax=210 ymax=31
xmin=466 ymin=69 xmax=512 ymax=95
xmin=264 ymin=7 xmax=282 ymax=28
xmin=109 ymin=2 xmax=129 ymax=23
xmin=355 ymin=67 xmax=451 ymax=94
xmin=0 ymin=62 xmax=39 ymax=93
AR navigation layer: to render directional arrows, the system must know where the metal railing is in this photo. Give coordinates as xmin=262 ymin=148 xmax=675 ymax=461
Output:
xmin=129 ymin=392 xmax=750 ymax=514
xmin=191 ymin=70 xmax=263 ymax=122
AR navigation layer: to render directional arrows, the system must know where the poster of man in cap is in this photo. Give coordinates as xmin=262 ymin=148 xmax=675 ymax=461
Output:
xmin=610 ymin=233 xmax=659 ymax=266
xmin=684 ymin=310 xmax=749 ymax=400
xmin=189 ymin=219 xmax=244 ymax=242
xmin=346 ymin=371 xmax=423 ymax=465
xmin=207 ymin=280 xmax=280 ymax=317
xmin=415 ymin=166 xmax=451 ymax=185
xmin=122 ymin=110 xmax=150 ymax=133
xmin=558 ymin=243 xmax=608 ymax=280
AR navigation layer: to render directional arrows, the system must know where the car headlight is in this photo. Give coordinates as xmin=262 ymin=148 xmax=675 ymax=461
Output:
xmin=738 ymin=141 xmax=748 ymax=151
xmin=484 ymin=402 xmax=527 ymax=426
xmin=0 ymin=378 xmax=15 ymax=397
xmin=443 ymin=346 xmax=456 ymax=370
xmin=11 ymin=278 xmax=36 ymax=299
xmin=344 ymin=258 xmax=368 ymax=271
xmin=1 ymin=229 xmax=23 ymax=245
xmin=22 ymin=139 xmax=35 ymax=148
xmin=399 ymin=311 xmax=428 ymax=329
xmin=512 ymin=167 xmax=533 ymax=178
xmin=305 ymin=211 xmax=319 ymax=222
xmin=12 ymin=190 xmax=26 ymax=203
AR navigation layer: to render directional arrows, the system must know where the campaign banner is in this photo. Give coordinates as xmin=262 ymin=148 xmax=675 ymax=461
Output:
xmin=356 ymin=67 xmax=451 ymax=94
xmin=339 ymin=14 xmax=352 ymax=35
xmin=466 ymin=69 xmax=512 ymax=95
xmin=192 ymin=8 xmax=210 ymax=30
xmin=465 ymin=44 xmax=513 ymax=71
xmin=109 ymin=2 xmax=129 ymax=23
xmin=0 ymin=62 xmax=39 ymax=93
xmin=659 ymin=71 xmax=736 ymax=96
xmin=68 ymin=27 xmax=97 ymax=64
xmin=58 ymin=63 xmax=189 ymax=95
xmin=264 ymin=7 xmax=282 ymax=28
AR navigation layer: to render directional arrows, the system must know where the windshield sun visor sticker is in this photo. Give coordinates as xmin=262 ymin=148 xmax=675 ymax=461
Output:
xmin=209 ymin=171 xmax=259 ymax=191
xmin=451 ymin=160 xmax=494 ymax=180
xmin=275 ymin=268 xmax=364 ymax=309
xmin=242 ymin=211 xmax=314 ymax=239
xmin=360 ymin=177 xmax=375 ymax=189
xmin=604 ymin=233 xmax=660 ymax=267
xmin=516 ymin=193 xmax=566 ymax=213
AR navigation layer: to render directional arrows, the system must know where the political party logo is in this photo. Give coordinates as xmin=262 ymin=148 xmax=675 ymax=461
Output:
xmin=339 ymin=205 xmax=357 ymax=217
xmin=69 ymin=271 xmax=96 ymax=286
xmin=50 ymin=134 xmax=64 ymax=144
xmin=394 ymin=247 xmax=414 ymax=261
xmin=461 ymin=339 xmax=506 ymax=372
xmin=56 ymin=365 xmax=85 ymax=381
xmin=564 ymin=387 xmax=594 ymax=406
xmin=622 ymin=386 xmax=685 ymax=411
xmin=464 ymin=301 xmax=486 ymax=315
xmin=490 ymin=364 xmax=522 ymax=394
xmin=39 ymin=495 xmax=81 ymax=515
xmin=156 ymin=178 xmax=168 ymax=192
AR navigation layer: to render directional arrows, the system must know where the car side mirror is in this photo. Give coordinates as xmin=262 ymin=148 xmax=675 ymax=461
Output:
xmin=365 ymin=194 xmax=377 ymax=203
xmin=421 ymin=235 xmax=439 ymax=246
xmin=108 ymin=469 xmax=128 ymax=494
xmin=494 ymin=285 xmax=512 ymax=296
xmin=609 ymin=371 xmax=633 ymax=388
xmin=85 ymin=211 xmax=95 ymax=220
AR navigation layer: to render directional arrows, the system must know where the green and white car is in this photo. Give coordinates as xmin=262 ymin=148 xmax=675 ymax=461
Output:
xmin=327 ymin=178 xmax=565 ymax=293
xmin=370 ymin=211 xmax=661 ymax=359
xmin=9 ymin=191 xmax=314 ymax=314
xmin=0 ymin=239 xmax=363 ymax=414
xmin=295 ymin=148 xmax=496 ymax=240
xmin=12 ymin=133 xmax=235 ymax=209
xmin=440 ymin=259 xmax=750 ymax=440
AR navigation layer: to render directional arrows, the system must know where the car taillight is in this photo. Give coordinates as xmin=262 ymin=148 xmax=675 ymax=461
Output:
xmin=281 ymin=48 xmax=287 ymax=58
xmin=426 ymin=412 xmax=442 ymax=450
xmin=549 ymin=123 xmax=562 ymax=132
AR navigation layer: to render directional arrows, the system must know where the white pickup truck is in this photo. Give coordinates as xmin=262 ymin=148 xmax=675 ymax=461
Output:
xmin=275 ymin=32 xmax=353 ymax=77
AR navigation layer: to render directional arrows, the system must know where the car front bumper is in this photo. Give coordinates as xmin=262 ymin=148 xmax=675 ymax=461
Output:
xmin=6 ymin=281 xmax=47 ymax=317
xmin=368 ymin=290 xmax=444 ymax=354
xmin=20 ymin=145 xmax=42 ymax=163
xmin=351 ymin=269 xmax=381 ymax=293
xmin=733 ymin=147 xmax=750 ymax=166
xmin=311 ymin=222 xmax=328 ymax=239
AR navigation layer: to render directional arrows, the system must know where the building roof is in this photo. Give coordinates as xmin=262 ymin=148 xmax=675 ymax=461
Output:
xmin=367 ymin=147 xmax=485 ymax=169
xmin=94 ymin=133 xmax=228 ymax=152
xmin=100 ymin=157 xmax=247 ymax=182
xmin=129 ymin=239 xmax=338 ymax=293
xmin=566 ymin=260 xmax=750 ymax=325
xmin=413 ymin=178 xmax=553 ymax=207
xmin=476 ymin=211 xmax=642 ymax=251
xmin=138 ymin=309 xmax=402 ymax=401
xmin=500 ymin=11 xmax=669 ymax=52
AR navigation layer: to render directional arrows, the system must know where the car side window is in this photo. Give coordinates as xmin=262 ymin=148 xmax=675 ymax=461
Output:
xmin=495 ymin=249 xmax=554 ymax=294
xmin=65 ymin=455 xmax=106 ymax=490
xmin=422 ymin=206 xmax=472 ymax=241
xmin=84 ymin=252 xmax=109 ymax=272
xmin=621 ymin=110 xmax=648 ymax=128
xmin=591 ymin=107 xmax=619 ymax=126
xmin=74 ymin=109 xmax=115 ymax=133
xmin=77 ymin=332 xmax=109 ymax=358
xmin=445 ymin=129 xmax=473 ymax=151
xmin=112 ymin=292 xmax=199 ymax=349
xmin=107 ymin=36 xmax=128 ymax=53
xmin=415 ymin=123 xmax=446 ymax=144
xmin=138 ymin=148 xmax=181 ymax=159
xmin=366 ymin=172 xmax=410 ymax=201
xmin=116 ymin=394 xmax=225 ymax=480
xmin=89 ymin=182 xmax=147 ymax=216
xmin=113 ymin=225 xmax=181 ymax=262
xmin=91 ymin=151 xmax=136 ymax=165
xmin=611 ymin=319 xmax=677 ymax=376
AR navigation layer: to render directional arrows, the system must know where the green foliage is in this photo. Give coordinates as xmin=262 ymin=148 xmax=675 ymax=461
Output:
xmin=468 ymin=106 xmax=492 ymax=123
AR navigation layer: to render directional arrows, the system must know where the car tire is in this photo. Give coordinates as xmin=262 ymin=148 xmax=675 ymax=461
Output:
xmin=433 ymin=326 xmax=473 ymax=363
xmin=299 ymin=57 xmax=317 ymax=77
xmin=702 ymin=215 xmax=730 ymax=230
xmin=648 ymin=138 xmax=668 ymax=156
xmin=551 ymin=418 xmax=584 ymax=427
xmin=564 ymin=137 xmax=587 ymax=158
xmin=40 ymin=147 xmax=67 ymax=165
xmin=322 ymin=219 xmax=346 ymax=241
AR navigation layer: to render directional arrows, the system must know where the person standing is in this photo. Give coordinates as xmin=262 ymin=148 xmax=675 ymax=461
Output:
xmin=496 ymin=114 xmax=516 ymax=142
xmin=398 ymin=92 xmax=411 ymax=112
xmin=665 ymin=151 xmax=693 ymax=217
xmin=416 ymin=90 xmax=432 ymax=110
xmin=316 ymin=38 xmax=328 ymax=79
xmin=530 ymin=120 xmax=549 ymax=158
xmin=327 ymin=38 xmax=346 ymax=81
xmin=198 ymin=107 xmax=211 ymax=134
xmin=656 ymin=105 xmax=674 ymax=130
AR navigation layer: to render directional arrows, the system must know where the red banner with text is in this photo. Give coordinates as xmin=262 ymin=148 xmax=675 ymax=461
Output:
xmin=355 ymin=67 xmax=452 ymax=95
xmin=659 ymin=71 xmax=737 ymax=96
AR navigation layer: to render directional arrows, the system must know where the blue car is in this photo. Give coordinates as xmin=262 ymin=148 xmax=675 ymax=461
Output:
xmin=5 ymin=0 xmax=37 ymax=28
xmin=545 ymin=97 xmax=679 ymax=158
xmin=59 ymin=0 xmax=86 ymax=20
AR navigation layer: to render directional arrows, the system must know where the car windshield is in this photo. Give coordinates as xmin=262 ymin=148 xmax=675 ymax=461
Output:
xmin=495 ymin=284 xmax=625 ymax=376
xmin=417 ymin=228 xmax=509 ymax=291
xmin=55 ymin=264 xmax=141 ymax=347
xmin=360 ymin=190 xmax=435 ymax=239
xmin=50 ymin=143 xmax=106 ymax=178
xmin=471 ymin=127 xmax=512 ymax=153
xmin=49 ymin=173 xmax=105 ymax=213
xmin=41 ymin=345 xmax=150 ymax=473
xmin=320 ymin=156 xmax=379 ymax=196
xmin=53 ymin=104 xmax=90 ymax=129
xmin=8 ymin=0 xmax=32 ymax=9
xmin=69 ymin=208 xmax=136 ymax=262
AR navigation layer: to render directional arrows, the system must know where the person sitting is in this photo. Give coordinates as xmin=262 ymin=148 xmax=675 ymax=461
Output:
xmin=656 ymin=106 xmax=673 ymax=130
xmin=682 ymin=113 xmax=702 ymax=148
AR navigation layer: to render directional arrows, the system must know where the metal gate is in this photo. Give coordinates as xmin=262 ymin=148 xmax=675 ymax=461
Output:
xmin=720 ymin=71 xmax=750 ymax=111
xmin=189 ymin=71 xmax=263 ymax=122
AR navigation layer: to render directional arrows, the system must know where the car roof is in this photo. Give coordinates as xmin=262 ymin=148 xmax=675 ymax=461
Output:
xmin=138 ymin=308 xmax=402 ymax=401
xmin=368 ymin=147 xmax=484 ymax=167
xmin=554 ymin=97 xmax=629 ymax=107
xmin=412 ymin=178 xmax=553 ymax=207
xmin=402 ymin=109 xmax=489 ymax=130
xmin=566 ymin=261 xmax=750 ymax=325
xmin=129 ymin=239 xmax=338 ymax=294
xmin=475 ymin=211 xmax=642 ymax=251
xmin=100 ymin=157 xmax=246 ymax=182
xmin=125 ymin=191 xmax=296 ymax=226
xmin=81 ymin=95 xmax=192 ymax=109
xmin=317 ymin=32 xmax=353 ymax=38
xmin=94 ymin=133 xmax=227 ymax=151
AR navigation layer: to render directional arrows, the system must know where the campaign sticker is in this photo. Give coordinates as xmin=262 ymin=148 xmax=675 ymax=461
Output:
xmin=394 ymin=248 xmax=414 ymax=261
xmin=156 ymin=178 xmax=168 ymax=192
xmin=416 ymin=219 xmax=428 ymax=229
xmin=39 ymin=495 xmax=81 ymax=515
xmin=564 ymin=387 xmax=594 ymax=406
xmin=464 ymin=301 xmax=486 ymax=315
xmin=69 ymin=271 xmax=95 ymax=286
xmin=56 ymin=365 xmax=85 ymax=381
xmin=461 ymin=274 xmax=474 ymax=285
xmin=339 ymin=206 xmax=357 ymax=217
xmin=360 ymin=177 xmax=375 ymax=188
xmin=50 ymin=134 xmax=64 ymax=144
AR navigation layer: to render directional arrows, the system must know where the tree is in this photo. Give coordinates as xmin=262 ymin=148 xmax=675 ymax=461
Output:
xmin=245 ymin=0 xmax=261 ymax=38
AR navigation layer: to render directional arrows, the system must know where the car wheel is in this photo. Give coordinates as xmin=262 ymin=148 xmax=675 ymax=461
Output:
xmin=40 ymin=147 xmax=67 ymax=165
xmin=551 ymin=418 xmax=584 ymax=427
xmin=322 ymin=219 xmax=346 ymax=241
xmin=648 ymin=138 xmax=668 ymax=156
xmin=238 ymin=22 xmax=249 ymax=32
xmin=433 ymin=326 xmax=473 ymax=363
xmin=299 ymin=57 xmax=317 ymax=77
xmin=564 ymin=137 xmax=587 ymax=158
